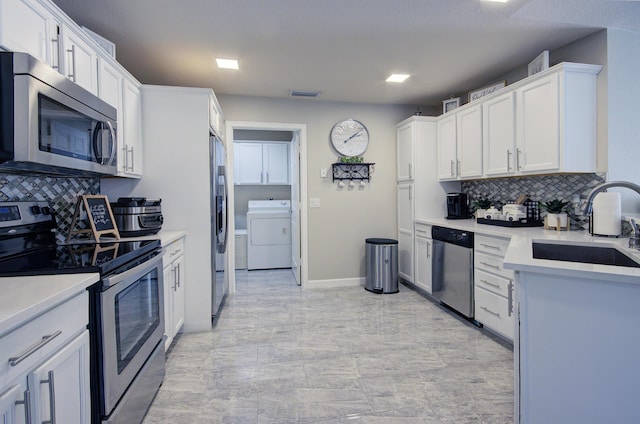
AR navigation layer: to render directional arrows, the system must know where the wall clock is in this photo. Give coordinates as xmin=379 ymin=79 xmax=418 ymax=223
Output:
xmin=330 ymin=118 xmax=369 ymax=157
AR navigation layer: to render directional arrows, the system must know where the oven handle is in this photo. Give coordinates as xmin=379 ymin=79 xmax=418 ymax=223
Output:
xmin=102 ymin=251 xmax=164 ymax=288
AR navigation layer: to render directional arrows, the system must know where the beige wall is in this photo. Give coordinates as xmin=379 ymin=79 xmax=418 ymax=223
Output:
xmin=218 ymin=95 xmax=415 ymax=282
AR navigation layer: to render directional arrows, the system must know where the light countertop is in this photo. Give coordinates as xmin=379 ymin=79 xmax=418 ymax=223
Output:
xmin=0 ymin=273 xmax=99 ymax=336
xmin=417 ymin=217 xmax=640 ymax=284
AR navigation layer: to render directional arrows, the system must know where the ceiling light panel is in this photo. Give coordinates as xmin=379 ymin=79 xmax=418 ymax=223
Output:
xmin=482 ymin=0 xmax=509 ymax=3
xmin=216 ymin=58 xmax=239 ymax=69
xmin=386 ymin=74 xmax=410 ymax=83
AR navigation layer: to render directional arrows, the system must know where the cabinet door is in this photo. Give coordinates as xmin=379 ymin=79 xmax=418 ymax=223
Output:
xmin=61 ymin=27 xmax=98 ymax=95
xmin=172 ymin=255 xmax=185 ymax=337
xmin=456 ymin=104 xmax=483 ymax=179
xmin=234 ymin=143 xmax=264 ymax=184
xmin=163 ymin=263 xmax=173 ymax=351
xmin=414 ymin=235 xmax=432 ymax=294
xmin=397 ymin=183 xmax=414 ymax=283
xmin=264 ymin=143 xmax=289 ymax=184
xmin=0 ymin=0 xmax=59 ymax=67
xmin=29 ymin=331 xmax=90 ymax=424
xmin=516 ymin=73 xmax=559 ymax=173
xmin=396 ymin=122 xmax=413 ymax=181
xmin=0 ymin=380 xmax=28 ymax=424
xmin=436 ymin=115 xmax=457 ymax=180
xmin=483 ymin=92 xmax=516 ymax=176
xmin=120 ymin=77 xmax=143 ymax=177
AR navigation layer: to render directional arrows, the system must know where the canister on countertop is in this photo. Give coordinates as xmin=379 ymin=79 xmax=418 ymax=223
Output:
xmin=591 ymin=192 xmax=621 ymax=236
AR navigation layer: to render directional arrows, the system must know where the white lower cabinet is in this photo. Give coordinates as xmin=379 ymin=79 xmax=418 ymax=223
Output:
xmin=0 ymin=291 xmax=90 ymax=424
xmin=414 ymin=223 xmax=433 ymax=294
xmin=474 ymin=234 xmax=515 ymax=341
xmin=163 ymin=236 xmax=185 ymax=351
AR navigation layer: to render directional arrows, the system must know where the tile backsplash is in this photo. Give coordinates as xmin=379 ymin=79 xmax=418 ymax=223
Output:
xmin=461 ymin=173 xmax=607 ymax=230
xmin=0 ymin=173 xmax=100 ymax=242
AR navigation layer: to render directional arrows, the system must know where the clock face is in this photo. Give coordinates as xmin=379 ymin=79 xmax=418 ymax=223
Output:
xmin=330 ymin=119 xmax=369 ymax=157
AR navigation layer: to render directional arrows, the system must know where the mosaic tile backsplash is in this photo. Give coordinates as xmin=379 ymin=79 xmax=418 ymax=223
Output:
xmin=0 ymin=173 xmax=100 ymax=242
xmin=461 ymin=173 xmax=607 ymax=230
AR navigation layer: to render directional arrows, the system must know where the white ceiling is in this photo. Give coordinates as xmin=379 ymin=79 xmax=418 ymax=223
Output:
xmin=51 ymin=0 xmax=640 ymax=107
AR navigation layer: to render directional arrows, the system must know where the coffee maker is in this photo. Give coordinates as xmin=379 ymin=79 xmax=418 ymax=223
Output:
xmin=446 ymin=193 xmax=470 ymax=219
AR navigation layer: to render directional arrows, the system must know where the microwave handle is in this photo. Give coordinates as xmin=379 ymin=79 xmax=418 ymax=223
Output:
xmin=92 ymin=121 xmax=116 ymax=165
xmin=106 ymin=121 xmax=117 ymax=166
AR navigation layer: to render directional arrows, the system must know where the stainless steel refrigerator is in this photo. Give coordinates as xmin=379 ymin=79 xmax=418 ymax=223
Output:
xmin=210 ymin=133 xmax=228 ymax=318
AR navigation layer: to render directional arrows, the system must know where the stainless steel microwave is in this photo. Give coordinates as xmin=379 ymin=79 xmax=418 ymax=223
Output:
xmin=0 ymin=52 xmax=118 ymax=175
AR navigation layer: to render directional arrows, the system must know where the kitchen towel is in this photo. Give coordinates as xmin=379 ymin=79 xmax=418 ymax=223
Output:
xmin=592 ymin=192 xmax=621 ymax=236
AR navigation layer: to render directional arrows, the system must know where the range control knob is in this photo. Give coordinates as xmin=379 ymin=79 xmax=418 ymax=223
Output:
xmin=30 ymin=205 xmax=41 ymax=215
xmin=41 ymin=206 xmax=51 ymax=215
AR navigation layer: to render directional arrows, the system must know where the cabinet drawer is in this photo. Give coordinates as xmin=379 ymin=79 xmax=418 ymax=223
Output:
xmin=475 ymin=269 xmax=512 ymax=298
xmin=0 ymin=291 xmax=88 ymax=385
xmin=164 ymin=237 xmax=185 ymax=263
xmin=475 ymin=234 xmax=510 ymax=256
xmin=475 ymin=286 xmax=514 ymax=341
xmin=414 ymin=223 xmax=432 ymax=238
xmin=475 ymin=251 xmax=514 ymax=280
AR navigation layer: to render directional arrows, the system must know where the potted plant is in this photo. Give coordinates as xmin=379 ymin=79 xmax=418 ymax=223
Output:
xmin=473 ymin=198 xmax=492 ymax=219
xmin=541 ymin=199 xmax=569 ymax=228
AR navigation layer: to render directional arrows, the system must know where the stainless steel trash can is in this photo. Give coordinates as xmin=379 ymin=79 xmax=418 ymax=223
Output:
xmin=365 ymin=238 xmax=399 ymax=294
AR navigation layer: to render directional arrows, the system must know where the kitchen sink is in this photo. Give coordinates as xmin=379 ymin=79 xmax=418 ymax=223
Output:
xmin=532 ymin=241 xmax=640 ymax=268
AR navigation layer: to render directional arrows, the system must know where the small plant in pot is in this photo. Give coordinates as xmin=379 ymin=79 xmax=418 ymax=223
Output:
xmin=541 ymin=199 xmax=569 ymax=228
xmin=473 ymin=198 xmax=492 ymax=219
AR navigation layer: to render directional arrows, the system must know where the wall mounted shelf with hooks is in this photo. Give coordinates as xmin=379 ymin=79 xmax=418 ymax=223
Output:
xmin=332 ymin=163 xmax=376 ymax=181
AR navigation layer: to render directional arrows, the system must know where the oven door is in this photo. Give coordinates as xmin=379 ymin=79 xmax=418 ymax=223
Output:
xmin=99 ymin=253 xmax=164 ymax=415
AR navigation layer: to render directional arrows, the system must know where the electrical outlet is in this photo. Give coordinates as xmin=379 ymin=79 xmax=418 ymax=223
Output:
xmin=320 ymin=168 xmax=328 ymax=178
xmin=310 ymin=198 xmax=321 ymax=208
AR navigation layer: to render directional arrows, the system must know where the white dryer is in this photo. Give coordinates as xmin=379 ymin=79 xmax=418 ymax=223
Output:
xmin=246 ymin=200 xmax=292 ymax=270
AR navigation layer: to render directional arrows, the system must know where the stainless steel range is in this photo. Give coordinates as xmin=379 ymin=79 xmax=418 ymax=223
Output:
xmin=0 ymin=201 xmax=165 ymax=424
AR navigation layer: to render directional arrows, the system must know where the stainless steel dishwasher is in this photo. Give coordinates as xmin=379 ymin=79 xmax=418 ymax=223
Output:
xmin=431 ymin=226 xmax=474 ymax=318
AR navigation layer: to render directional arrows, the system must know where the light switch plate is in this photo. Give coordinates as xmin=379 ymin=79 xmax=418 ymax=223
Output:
xmin=310 ymin=198 xmax=321 ymax=208
xmin=320 ymin=168 xmax=328 ymax=178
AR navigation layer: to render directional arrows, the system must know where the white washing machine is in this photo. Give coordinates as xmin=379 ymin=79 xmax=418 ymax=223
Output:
xmin=247 ymin=200 xmax=292 ymax=270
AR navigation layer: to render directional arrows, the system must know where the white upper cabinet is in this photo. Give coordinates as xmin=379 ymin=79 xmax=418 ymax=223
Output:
xmin=234 ymin=142 xmax=290 ymax=185
xmin=119 ymin=76 xmax=143 ymax=177
xmin=436 ymin=114 xmax=457 ymax=180
xmin=436 ymin=106 xmax=483 ymax=181
xmin=456 ymin=104 xmax=483 ymax=179
xmin=483 ymin=91 xmax=516 ymax=177
xmin=439 ymin=62 xmax=601 ymax=181
xmin=60 ymin=24 xmax=98 ymax=95
xmin=396 ymin=121 xmax=414 ymax=181
xmin=0 ymin=0 xmax=60 ymax=67
xmin=515 ymin=73 xmax=559 ymax=173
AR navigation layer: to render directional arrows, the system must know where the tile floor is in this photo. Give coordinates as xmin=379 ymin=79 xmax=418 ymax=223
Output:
xmin=143 ymin=270 xmax=514 ymax=424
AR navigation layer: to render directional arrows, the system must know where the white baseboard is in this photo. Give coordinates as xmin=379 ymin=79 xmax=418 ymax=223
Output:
xmin=182 ymin=320 xmax=213 ymax=333
xmin=305 ymin=277 xmax=365 ymax=290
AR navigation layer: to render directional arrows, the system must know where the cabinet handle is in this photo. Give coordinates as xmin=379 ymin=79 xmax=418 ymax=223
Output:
xmin=450 ymin=160 xmax=455 ymax=176
xmin=172 ymin=267 xmax=177 ymax=291
xmin=516 ymin=148 xmax=523 ymax=170
xmin=480 ymin=243 xmax=501 ymax=251
xmin=480 ymin=279 xmax=501 ymax=289
xmin=40 ymin=370 xmax=56 ymax=424
xmin=170 ymin=248 xmax=181 ymax=257
xmin=426 ymin=243 xmax=431 ymax=259
xmin=415 ymin=229 xmax=427 ymax=234
xmin=66 ymin=45 xmax=76 ymax=81
xmin=409 ymin=186 xmax=412 ymax=201
xmin=408 ymin=163 xmax=413 ymax=179
xmin=51 ymin=35 xmax=60 ymax=70
xmin=479 ymin=261 xmax=500 ymax=270
xmin=175 ymin=263 xmax=181 ymax=288
xmin=481 ymin=306 xmax=501 ymax=318
xmin=508 ymin=281 xmax=514 ymax=317
xmin=121 ymin=146 xmax=129 ymax=171
xmin=128 ymin=146 xmax=135 ymax=172
xmin=8 ymin=330 xmax=62 ymax=366
xmin=506 ymin=150 xmax=512 ymax=171
xmin=457 ymin=160 xmax=461 ymax=176
xmin=266 ymin=172 xmax=270 ymax=183
xmin=15 ymin=389 xmax=32 ymax=424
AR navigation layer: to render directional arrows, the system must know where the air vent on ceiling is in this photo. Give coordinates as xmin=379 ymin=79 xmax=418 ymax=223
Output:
xmin=290 ymin=90 xmax=320 ymax=98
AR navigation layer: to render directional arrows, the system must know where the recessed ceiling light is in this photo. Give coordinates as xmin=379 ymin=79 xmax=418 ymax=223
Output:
xmin=216 ymin=58 xmax=239 ymax=70
xmin=386 ymin=74 xmax=410 ymax=83
xmin=482 ymin=0 xmax=509 ymax=3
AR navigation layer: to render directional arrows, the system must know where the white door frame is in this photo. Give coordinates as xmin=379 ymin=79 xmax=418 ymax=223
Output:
xmin=224 ymin=120 xmax=308 ymax=293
